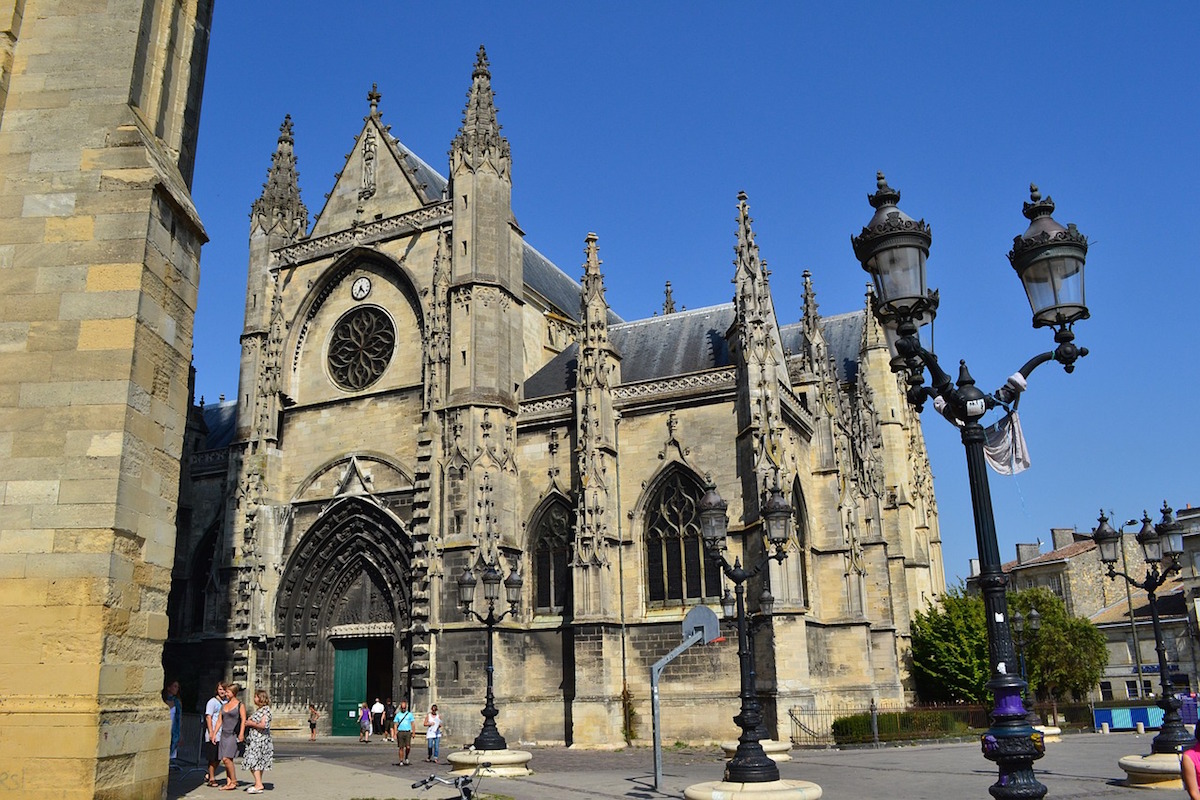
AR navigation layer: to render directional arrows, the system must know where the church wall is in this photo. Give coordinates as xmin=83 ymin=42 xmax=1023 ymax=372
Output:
xmin=621 ymin=618 xmax=745 ymax=743
xmin=275 ymin=393 xmax=423 ymax=504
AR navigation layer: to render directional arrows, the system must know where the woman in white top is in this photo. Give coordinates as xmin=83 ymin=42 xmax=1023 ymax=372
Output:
xmin=423 ymin=705 xmax=442 ymax=763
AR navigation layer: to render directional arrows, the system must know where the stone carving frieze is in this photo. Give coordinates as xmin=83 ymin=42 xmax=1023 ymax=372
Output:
xmin=275 ymin=201 xmax=451 ymax=266
xmin=614 ymin=368 xmax=736 ymax=401
xmin=519 ymin=396 xmax=572 ymax=416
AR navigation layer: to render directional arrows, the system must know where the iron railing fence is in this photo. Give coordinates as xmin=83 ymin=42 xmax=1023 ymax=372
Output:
xmin=788 ymin=701 xmax=1098 ymax=748
xmin=788 ymin=702 xmax=990 ymax=748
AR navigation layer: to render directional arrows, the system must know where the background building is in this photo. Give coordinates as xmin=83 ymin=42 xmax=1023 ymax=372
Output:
xmin=165 ymin=49 xmax=945 ymax=745
xmin=974 ymin=507 xmax=1200 ymax=704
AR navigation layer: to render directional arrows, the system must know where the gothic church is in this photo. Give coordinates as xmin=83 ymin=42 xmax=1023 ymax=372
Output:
xmin=166 ymin=47 xmax=945 ymax=744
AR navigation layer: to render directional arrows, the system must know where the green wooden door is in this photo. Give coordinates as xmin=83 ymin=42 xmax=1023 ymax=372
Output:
xmin=333 ymin=643 xmax=367 ymax=736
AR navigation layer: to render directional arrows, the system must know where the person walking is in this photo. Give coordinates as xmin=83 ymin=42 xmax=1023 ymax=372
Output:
xmin=358 ymin=702 xmax=371 ymax=743
xmin=218 ymin=683 xmax=246 ymax=790
xmin=393 ymin=700 xmax=414 ymax=766
xmin=370 ymin=697 xmax=385 ymax=738
xmin=384 ymin=697 xmax=396 ymax=742
xmin=203 ymin=683 xmax=227 ymax=787
xmin=423 ymin=704 xmax=442 ymax=764
xmin=241 ymin=689 xmax=273 ymax=794
xmin=307 ymin=703 xmax=319 ymax=742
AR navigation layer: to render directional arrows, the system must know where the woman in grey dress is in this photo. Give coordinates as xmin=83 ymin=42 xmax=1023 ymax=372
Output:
xmin=218 ymin=683 xmax=246 ymax=790
xmin=241 ymin=689 xmax=273 ymax=794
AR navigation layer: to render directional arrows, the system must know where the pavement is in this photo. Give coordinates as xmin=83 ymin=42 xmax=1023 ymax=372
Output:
xmin=168 ymin=731 xmax=1174 ymax=799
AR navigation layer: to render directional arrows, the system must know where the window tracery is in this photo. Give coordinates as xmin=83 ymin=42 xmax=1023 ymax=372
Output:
xmin=328 ymin=305 xmax=395 ymax=390
xmin=532 ymin=500 xmax=572 ymax=614
xmin=645 ymin=469 xmax=720 ymax=606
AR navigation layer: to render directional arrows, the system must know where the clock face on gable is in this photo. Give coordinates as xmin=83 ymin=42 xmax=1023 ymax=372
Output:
xmin=351 ymin=276 xmax=372 ymax=301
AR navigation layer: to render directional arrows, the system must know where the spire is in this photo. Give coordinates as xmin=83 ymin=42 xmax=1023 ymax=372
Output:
xmin=662 ymin=281 xmax=676 ymax=315
xmin=579 ymin=233 xmax=611 ymax=346
xmin=451 ymin=45 xmax=510 ymax=169
xmin=733 ymin=191 xmax=763 ymax=300
xmin=251 ymin=115 xmax=308 ymax=239
xmin=731 ymin=191 xmax=782 ymax=339
xmin=802 ymin=269 xmax=819 ymax=336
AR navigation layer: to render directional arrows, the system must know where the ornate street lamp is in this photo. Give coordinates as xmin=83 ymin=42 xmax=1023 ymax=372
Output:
xmin=457 ymin=557 xmax=523 ymax=751
xmin=1011 ymin=607 xmax=1041 ymax=726
xmin=1092 ymin=505 xmax=1191 ymax=754
xmin=852 ymin=174 xmax=1090 ymax=800
xmin=697 ymin=478 xmax=791 ymax=784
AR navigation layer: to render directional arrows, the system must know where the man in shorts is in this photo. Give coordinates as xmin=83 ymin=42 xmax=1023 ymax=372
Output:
xmin=203 ymin=682 xmax=226 ymax=787
xmin=393 ymin=699 xmax=415 ymax=766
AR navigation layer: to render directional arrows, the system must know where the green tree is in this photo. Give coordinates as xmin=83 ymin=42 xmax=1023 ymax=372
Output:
xmin=910 ymin=585 xmax=1107 ymax=713
xmin=1010 ymin=587 xmax=1107 ymax=722
xmin=910 ymin=586 xmax=989 ymax=703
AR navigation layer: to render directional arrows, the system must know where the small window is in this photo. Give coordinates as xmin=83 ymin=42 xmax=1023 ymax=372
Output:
xmin=1126 ymin=680 xmax=1140 ymax=699
xmin=1099 ymin=681 xmax=1113 ymax=701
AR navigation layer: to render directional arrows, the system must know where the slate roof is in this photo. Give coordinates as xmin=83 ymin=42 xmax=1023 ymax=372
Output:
xmin=523 ymin=305 xmax=869 ymax=399
xmin=780 ymin=310 xmax=864 ymax=385
xmin=201 ymin=401 xmax=238 ymax=451
xmin=391 ymin=137 xmax=447 ymax=201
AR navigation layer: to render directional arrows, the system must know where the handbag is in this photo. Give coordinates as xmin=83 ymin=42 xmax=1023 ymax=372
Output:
xmin=237 ymin=739 xmax=246 ymax=757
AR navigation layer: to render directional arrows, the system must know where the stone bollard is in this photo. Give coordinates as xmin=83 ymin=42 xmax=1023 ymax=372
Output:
xmin=1101 ymin=722 xmax=1110 ymax=734
xmin=1136 ymin=722 xmax=1145 ymax=734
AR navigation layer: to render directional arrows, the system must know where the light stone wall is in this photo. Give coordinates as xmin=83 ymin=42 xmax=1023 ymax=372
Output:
xmin=0 ymin=2 xmax=210 ymax=796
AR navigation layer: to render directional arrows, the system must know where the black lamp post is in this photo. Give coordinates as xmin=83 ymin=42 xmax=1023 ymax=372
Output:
xmin=698 ymin=479 xmax=791 ymax=784
xmin=852 ymin=174 xmax=1090 ymax=800
xmin=1011 ymin=608 xmax=1041 ymax=726
xmin=456 ymin=557 xmax=523 ymax=751
xmin=1092 ymin=505 xmax=1191 ymax=754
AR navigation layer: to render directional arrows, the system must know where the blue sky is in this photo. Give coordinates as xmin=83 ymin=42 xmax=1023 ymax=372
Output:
xmin=189 ymin=3 xmax=1199 ymax=584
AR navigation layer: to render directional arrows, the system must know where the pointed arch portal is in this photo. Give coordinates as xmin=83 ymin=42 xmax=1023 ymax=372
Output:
xmin=273 ymin=498 xmax=413 ymax=734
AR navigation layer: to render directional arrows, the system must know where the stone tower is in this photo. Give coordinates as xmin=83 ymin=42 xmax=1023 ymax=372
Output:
xmin=0 ymin=1 xmax=212 ymax=798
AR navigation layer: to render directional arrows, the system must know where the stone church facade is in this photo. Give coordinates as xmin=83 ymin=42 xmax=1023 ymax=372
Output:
xmin=165 ymin=48 xmax=945 ymax=745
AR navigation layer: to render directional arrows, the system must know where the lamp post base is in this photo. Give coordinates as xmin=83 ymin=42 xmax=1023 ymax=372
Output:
xmin=1117 ymin=753 xmax=1183 ymax=790
xmin=447 ymin=748 xmax=532 ymax=777
xmin=720 ymin=739 xmax=793 ymax=762
xmin=684 ymin=779 xmax=822 ymax=800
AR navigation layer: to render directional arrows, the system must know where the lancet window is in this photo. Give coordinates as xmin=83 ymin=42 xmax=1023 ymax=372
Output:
xmin=645 ymin=468 xmax=721 ymax=606
xmin=532 ymin=499 xmax=573 ymax=614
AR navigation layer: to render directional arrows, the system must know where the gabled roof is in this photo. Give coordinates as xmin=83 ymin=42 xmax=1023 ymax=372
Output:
xmin=1000 ymin=539 xmax=1097 ymax=572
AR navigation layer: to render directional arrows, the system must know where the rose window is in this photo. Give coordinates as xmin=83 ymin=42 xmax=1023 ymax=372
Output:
xmin=327 ymin=306 xmax=395 ymax=390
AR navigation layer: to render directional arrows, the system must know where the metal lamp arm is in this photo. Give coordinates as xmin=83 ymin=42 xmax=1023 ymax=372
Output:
xmin=899 ymin=334 xmax=993 ymax=425
xmin=463 ymin=602 xmax=516 ymax=627
xmin=713 ymin=550 xmax=772 ymax=584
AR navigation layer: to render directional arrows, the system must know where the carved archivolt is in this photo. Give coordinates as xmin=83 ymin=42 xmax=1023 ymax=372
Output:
xmin=275 ymin=498 xmax=413 ymax=649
